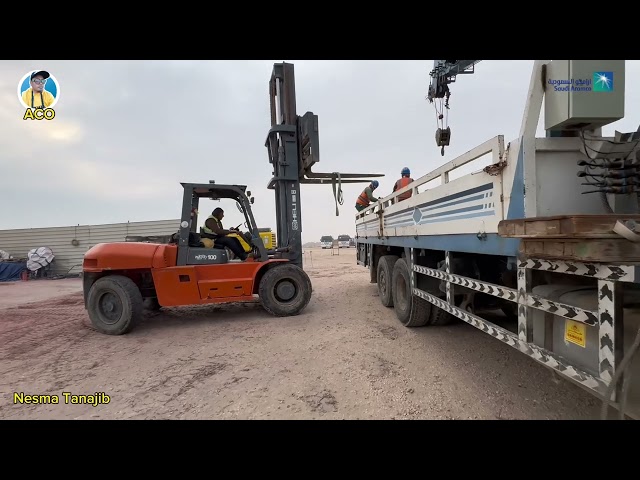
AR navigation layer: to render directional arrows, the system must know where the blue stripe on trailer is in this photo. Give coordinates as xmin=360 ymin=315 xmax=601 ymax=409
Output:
xmin=387 ymin=207 xmax=493 ymax=228
xmin=385 ymin=182 xmax=494 ymax=219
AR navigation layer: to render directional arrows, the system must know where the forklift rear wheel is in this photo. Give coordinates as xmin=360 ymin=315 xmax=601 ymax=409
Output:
xmin=87 ymin=275 xmax=143 ymax=335
xmin=259 ymin=264 xmax=312 ymax=316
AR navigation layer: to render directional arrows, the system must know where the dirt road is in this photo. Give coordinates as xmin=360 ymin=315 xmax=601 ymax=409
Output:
xmin=0 ymin=248 xmax=601 ymax=419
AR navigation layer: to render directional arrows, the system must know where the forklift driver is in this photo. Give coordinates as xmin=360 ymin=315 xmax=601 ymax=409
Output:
xmin=203 ymin=207 xmax=249 ymax=261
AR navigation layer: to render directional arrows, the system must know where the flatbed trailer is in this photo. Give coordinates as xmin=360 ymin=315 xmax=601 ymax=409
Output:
xmin=355 ymin=60 xmax=640 ymax=419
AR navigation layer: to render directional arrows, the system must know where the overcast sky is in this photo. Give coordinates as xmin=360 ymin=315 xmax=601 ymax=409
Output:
xmin=1 ymin=60 xmax=639 ymax=243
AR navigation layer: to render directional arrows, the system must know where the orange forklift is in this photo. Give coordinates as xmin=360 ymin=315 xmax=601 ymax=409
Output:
xmin=81 ymin=62 xmax=383 ymax=335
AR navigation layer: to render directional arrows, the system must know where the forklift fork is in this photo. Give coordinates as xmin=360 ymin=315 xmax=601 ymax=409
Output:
xmin=265 ymin=62 xmax=384 ymax=268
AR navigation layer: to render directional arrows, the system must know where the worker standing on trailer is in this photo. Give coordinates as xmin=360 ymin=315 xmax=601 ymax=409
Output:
xmin=203 ymin=208 xmax=249 ymax=261
xmin=355 ymin=180 xmax=379 ymax=212
xmin=393 ymin=167 xmax=414 ymax=202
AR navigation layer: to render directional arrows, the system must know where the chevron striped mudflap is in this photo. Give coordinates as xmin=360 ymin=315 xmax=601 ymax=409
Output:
xmin=413 ymin=252 xmax=640 ymax=419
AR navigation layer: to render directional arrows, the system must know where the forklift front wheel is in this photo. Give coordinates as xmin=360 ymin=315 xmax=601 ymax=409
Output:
xmin=259 ymin=264 xmax=312 ymax=317
xmin=144 ymin=297 xmax=162 ymax=311
xmin=86 ymin=275 xmax=143 ymax=335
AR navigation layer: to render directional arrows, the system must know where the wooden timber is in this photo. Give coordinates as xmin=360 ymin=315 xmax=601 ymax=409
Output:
xmin=498 ymin=214 xmax=640 ymax=239
xmin=518 ymin=238 xmax=640 ymax=263
xmin=499 ymin=215 xmax=640 ymax=262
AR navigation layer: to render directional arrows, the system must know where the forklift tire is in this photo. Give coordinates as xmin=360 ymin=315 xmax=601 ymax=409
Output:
xmin=86 ymin=275 xmax=143 ymax=335
xmin=377 ymin=255 xmax=398 ymax=307
xmin=259 ymin=264 xmax=312 ymax=317
xmin=391 ymin=257 xmax=432 ymax=327
xmin=144 ymin=297 xmax=162 ymax=311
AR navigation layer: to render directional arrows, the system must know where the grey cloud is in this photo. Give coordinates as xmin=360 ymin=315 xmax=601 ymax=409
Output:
xmin=1 ymin=60 xmax=639 ymax=244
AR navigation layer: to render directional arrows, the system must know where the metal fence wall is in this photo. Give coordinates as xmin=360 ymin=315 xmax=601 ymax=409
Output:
xmin=0 ymin=220 xmax=180 ymax=275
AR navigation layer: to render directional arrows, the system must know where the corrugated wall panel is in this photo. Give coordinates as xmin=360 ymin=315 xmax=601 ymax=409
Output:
xmin=0 ymin=220 xmax=180 ymax=275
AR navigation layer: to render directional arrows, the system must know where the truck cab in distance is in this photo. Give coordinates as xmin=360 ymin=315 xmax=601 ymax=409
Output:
xmin=337 ymin=235 xmax=351 ymax=248
xmin=320 ymin=236 xmax=334 ymax=249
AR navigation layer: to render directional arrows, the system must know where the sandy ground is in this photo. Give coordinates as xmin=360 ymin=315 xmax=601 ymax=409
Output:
xmin=0 ymin=248 xmax=603 ymax=420
xmin=0 ymin=277 xmax=82 ymax=309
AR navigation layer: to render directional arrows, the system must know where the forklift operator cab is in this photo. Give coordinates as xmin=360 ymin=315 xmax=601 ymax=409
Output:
xmin=195 ymin=197 xmax=275 ymax=262
xmin=198 ymin=207 xmax=248 ymax=261
xmin=178 ymin=182 xmax=270 ymax=267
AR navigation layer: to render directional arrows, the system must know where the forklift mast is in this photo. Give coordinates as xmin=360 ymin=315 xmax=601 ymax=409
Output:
xmin=265 ymin=62 xmax=384 ymax=268
xmin=265 ymin=63 xmax=306 ymax=268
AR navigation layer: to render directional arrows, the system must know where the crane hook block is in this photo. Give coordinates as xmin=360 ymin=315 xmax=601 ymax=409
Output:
xmin=435 ymin=127 xmax=451 ymax=148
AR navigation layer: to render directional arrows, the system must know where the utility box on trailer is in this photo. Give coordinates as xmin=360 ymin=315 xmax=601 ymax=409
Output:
xmin=544 ymin=60 xmax=625 ymax=131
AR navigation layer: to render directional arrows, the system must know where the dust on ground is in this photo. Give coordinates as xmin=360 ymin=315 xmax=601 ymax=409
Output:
xmin=0 ymin=248 xmax=601 ymax=419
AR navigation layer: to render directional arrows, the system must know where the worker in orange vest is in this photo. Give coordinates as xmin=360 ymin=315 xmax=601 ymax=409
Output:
xmin=393 ymin=167 xmax=414 ymax=202
xmin=355 ymin=180 xmax=379 ymax=212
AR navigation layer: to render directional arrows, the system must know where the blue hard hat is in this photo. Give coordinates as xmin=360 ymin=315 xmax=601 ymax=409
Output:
xmin=372 ymin=180 xmax=379 ymax=188
xmin=401 ymin=167 xmax=410 ymax=176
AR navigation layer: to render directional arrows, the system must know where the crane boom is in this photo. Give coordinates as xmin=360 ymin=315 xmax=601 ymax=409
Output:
xmin=427 ymin=60 xmax=482 ymax=103
xmin=427 ymin=60 xmax=482 ymax=155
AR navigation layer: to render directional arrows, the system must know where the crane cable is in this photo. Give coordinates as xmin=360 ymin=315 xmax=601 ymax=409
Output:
xmin=332 ymin=172 xmax=344 ymax=216
xmin=434 ymin=97 xmax=449 ymax=131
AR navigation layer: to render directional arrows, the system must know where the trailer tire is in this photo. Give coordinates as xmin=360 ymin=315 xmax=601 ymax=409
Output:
xmin=501 ymin=303 xmax=518 ymax=321
xmin=377 ymin=255 xmax=398 ymax=307
xmin=86 ymin=275 xmax=143 ymax=335
xmin=392 ymin=258 xmax=432 ymax=327
xmin=430 ymin=306 xmax=457 ymax=326
xmin=259 ymin=263 xmax=312 ymax=317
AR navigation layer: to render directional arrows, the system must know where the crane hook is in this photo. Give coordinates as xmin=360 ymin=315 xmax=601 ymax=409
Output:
xmin=435 ymin=126 xmax=451 ymax=157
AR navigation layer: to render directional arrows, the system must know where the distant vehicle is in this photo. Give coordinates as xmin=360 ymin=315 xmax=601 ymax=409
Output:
xmin=337 ymin=235 xmax=351 ymax=248
xmin=349 ymin=237 xmax=356 ymax=247
xmin=320 ymin=235 xmax=334 ymax=249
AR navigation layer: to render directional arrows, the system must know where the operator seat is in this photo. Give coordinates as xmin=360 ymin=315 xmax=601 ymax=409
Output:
xmin=177 ymin=230 xmax=230 ymax=265
xmin=199 ymin=228 xmax=235 ymax=260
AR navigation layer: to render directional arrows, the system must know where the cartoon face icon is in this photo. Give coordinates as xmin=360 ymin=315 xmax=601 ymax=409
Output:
xmin=18 ymin=70 xmax=60 ymax=110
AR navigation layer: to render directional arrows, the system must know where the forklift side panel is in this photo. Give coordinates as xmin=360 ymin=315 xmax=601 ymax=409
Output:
xmin=152 ymin=267 xmax=203 ymax=306
xmin=186 ymin=248 xmax=229 ymax=265
xmin=152 ymin=259 xmax=289 ymax=306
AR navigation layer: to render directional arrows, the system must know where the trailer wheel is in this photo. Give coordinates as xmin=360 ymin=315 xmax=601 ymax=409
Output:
xmin=500 ymin=303 xmax=518 ymax=321
xmin=259 ymin=264 xmax=312 ymax=317
xmin=86 ymin=275 xmax=143 ymax=335
xmin=430 ymin=306 xmax=457 ymax=326
xmin=377 ymin=255 xmax=398 ymax=307
xmin=392 ymin=258 xmax=432 ymax=327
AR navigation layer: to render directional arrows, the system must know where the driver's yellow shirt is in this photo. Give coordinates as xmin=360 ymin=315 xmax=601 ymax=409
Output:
xmin=21 ymin=88 xmax=55 ymax=108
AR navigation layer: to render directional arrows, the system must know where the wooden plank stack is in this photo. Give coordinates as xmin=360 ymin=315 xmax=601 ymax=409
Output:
xmin=498 ymin=215 xmax=640 ymax=263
